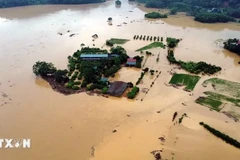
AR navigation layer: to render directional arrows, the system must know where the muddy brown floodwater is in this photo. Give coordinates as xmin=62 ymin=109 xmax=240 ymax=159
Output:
xmin=0 ymin=0 xmax=240 ymax=160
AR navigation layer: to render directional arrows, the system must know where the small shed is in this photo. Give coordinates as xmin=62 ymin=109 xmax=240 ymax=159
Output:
xmin=107 ymin=81 xmax=128 ymax=97
xmin=126 ymin=58 xmax=136 ymax=66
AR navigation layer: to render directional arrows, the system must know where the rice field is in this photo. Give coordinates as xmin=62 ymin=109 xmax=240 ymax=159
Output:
xmin=108 ymin=38 xmax=129 ymax=44
xmin=169 ymin=73 xmax=201 ymax=91
xmin=136 ymin=42 xmax=165 ymax=51
xmin=202 ymin=78 xmax=240 ymax=98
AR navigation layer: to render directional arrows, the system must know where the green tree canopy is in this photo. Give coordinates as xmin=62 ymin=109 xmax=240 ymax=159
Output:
xmin=33 ymin=61 xmax=57 ymax=77
xmin=54 ymin=69 xmax=69 ymax=83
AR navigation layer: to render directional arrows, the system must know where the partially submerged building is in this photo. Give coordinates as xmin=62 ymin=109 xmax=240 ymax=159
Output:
xmin=107 ymin=81 xmax=128 ymax=97
xmin=126 ymin=58 xmax=136 ymax=66
xmin=80 ymin=53 xmax=119 ymax=60
xmin=80 ymin=54 xmax=108 ymax=60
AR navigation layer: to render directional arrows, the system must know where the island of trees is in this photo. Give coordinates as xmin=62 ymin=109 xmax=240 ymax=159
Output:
xmin=145 ymin=12 xmax=168 ymax=19
xmin=33 ymin=46 xmax=142 ymax=99
xmin=0 ymin=0 xmax=105 ymax=8
xmin=223 ymin=38 xmax=240 ymax=55
xmin=138 ymin=0 xmax=240 ymax=23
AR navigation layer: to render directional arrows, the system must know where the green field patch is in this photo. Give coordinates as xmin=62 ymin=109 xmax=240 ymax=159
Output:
xmin=108 ymin=38 xmax=130 ymax=44
xmin=204 ymin=91 xmax=240 ymax=107
xmin=136 ymin=42 xmax=164 ymax=51
xmin=202 ymin=78 xmax=240 ymax=98
xmin=195 ymin=97 xmax=222 ymax=111
xmin=169 ymin=73 xmax=201 ymax=91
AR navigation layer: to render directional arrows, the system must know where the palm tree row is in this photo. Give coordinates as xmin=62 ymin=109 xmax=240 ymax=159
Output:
xmin=133 ymin=35 xmax=164 ymax=42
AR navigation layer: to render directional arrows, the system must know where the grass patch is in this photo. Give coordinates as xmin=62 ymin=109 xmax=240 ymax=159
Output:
xmin=136 ymin=42 xmax=164 ymax=52
xmin=203 ymin=78 xmax=240 ymax=98
xmin=108 ymin=38 xmax=129 ymax=44
xmin=204 ymin=91 xmax=240 ymax=107
xmin=195 ymin=97 xmax=222 ymax=111
xmin=169 ymin=73 xmax=201 ymax=91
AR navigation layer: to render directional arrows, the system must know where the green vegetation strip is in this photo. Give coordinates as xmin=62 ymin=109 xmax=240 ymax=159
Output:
xmin=136 ymin=72 xmax=146 ymax=85
xmin=108 ymin=38 xmax=129 ymax=44
xmin=127 ymin=86 xmax=140 ymax=99
xmin=167 ymin=50 xmax=221 ymax=74
xmin=200 ymin=122 xmax=240 ymax=149
xmin=203 ymin=78 xmax=240 ymax=98
xmin=136 ymin=42 xmax=164 ymax=52
xmin=169 ymin=73 xmax=201 ymax=91
xmin=195 ymin=97 xmax=222 ymax=111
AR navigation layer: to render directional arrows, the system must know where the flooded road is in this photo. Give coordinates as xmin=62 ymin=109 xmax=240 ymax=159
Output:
xmin=0 ymin=0 xmax=240 ymax=160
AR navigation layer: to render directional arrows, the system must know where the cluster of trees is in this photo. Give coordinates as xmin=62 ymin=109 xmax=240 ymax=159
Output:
xmin=33 ymin=46 xmax=129 ymax=91
xmin=127 ymin=86 xmax=140 ymax=99
xmin=194 ymin=13 xmax=234 ymax=23
xmin=133 ymin=35 xmax=163 ymax=42
xmin=166 ymin=37 xmax=180 ymax=48
xmin=200 ymin=122 xmax=240 ymax=149
xmin=115 ymin=0 xmax=121 ymax=5
xmin=106 ymin=40 xmax=114 ymax=47
xmin=145 ymin=12 xmax=168 ymax=18
xmin=138 ymin=0 xmax=240 ymax=23
xmin=133 ymin=55 xmax=143 ymax=68
xmin=33 ymin=61 xmax=57 ymax=77
xmin=167 ymin=50 xmax=222 ymax=74
xmin=178 ymin=113 xmax=187 ymax=124
xmin=223 ymin=38 xmax=240 ymax=55
xmin=0 ymin=0 xmax=105 ymax=8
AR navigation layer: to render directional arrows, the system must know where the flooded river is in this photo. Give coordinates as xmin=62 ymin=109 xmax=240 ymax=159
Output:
xmin=0 ymin=0 xmax=240 ymax=160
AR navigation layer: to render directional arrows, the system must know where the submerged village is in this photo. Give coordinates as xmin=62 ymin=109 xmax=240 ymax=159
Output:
xmin=32 ymin=11 xmax=240 ymax=156
xmin=33 ymin=28 xmax=240 ymax=114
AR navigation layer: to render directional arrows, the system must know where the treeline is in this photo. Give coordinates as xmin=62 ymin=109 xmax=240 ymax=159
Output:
xmin=200 ymin=122 xmax=240 ymax=149
xmin=145 ymin=12 xmax=168 ymax=18
xmin=167 ymin=50 xmax=221 ymax=74
xmin=194 ymin=13 xmax=234 ymax=23
xmin=224 ymin=38 xmax=240 ymax=55
xmin=133 ymin=35 xmax=163 ymax=41
xmin=137 ymin=0 xmax=240 ymax=23
xmin=0 ymin=0 xmax=105 ymax=8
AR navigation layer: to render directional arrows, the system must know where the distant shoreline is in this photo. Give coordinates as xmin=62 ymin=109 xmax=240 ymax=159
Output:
xmin=0 ymin=0 xmax=106 ymax=9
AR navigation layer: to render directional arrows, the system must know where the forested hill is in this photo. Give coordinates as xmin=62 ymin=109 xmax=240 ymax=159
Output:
xmin=0 ymin=0 xmax=105 ymax=8
xmin=138 ymin=0 xmax=240 ymax=9
xmin=138 ymin=0 xmax=240 ymax=23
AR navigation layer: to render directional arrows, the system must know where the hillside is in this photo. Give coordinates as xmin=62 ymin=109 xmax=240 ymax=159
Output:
xmin=138 ymin=0 xmax=240 ymax=23
xmin=0 ymin=0 xmax=105 ymax=8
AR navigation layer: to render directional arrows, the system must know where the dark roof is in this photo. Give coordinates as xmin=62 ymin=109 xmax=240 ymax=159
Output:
xmin=107 ymin=81 xmax=128 ymax=97
xmin=127 ymin=58 xmax=136 ymax=62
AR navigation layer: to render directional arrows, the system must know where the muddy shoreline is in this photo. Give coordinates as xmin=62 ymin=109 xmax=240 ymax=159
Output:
xmin=43 ymin=76 xmax=85 ymax=95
